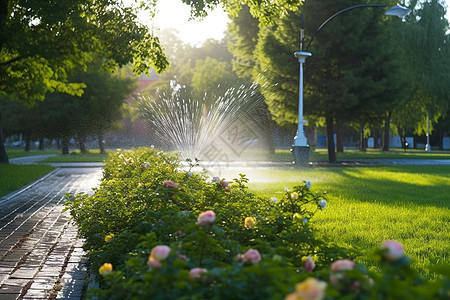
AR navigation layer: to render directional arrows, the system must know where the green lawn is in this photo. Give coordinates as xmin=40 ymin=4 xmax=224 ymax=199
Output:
xmin=273 ymin=148 xmax=450 ymax=162
xmin=0 ymin=164 xmax=55 ymax=197
xmin=40 ymin=151 xmax=110 ymax=162
xmin=5 ymin=148 xmax=60 ymax=159
xmin=219 ymin=165 xmax=450 ymax=279
xmin=6 ymin=148 xmax=110 ymax=162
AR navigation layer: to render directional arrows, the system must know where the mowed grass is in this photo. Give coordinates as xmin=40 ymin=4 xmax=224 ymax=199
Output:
xmin=40 ymin=149 xmax=110 ymax=162
xmin=5 ymin=148 xmax=60 ymax=159
xmin=219 ymin=165 xmax=450 ymax=279
xmin=6 ymin=148 xmax=110 ymax=162
xmin=274 ymin=148 xmax=450 ymax=162
xmin=0 ymin=164 xmax=55 ymax=197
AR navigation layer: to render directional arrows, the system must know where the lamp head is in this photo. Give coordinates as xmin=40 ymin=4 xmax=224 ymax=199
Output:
xmin=385 ymin=4 xmax=411 ymax=18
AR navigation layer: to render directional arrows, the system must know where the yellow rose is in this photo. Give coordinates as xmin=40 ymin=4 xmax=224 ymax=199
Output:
xmin=99 ymin=263 xmax=113 ymax=276
xmin=104 ymin=234 xmax=114 ymax=243
xmin=285 ymin=278 xmax=327 ymax=300
xmin=244 ymin=217 xmax=256 ymax=229
xmin=168 ymin=166 xmax=173 ymax=173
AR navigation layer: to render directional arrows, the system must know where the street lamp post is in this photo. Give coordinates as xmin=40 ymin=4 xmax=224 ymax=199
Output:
xmin=425 ymin=114 xmax=431 ymax=151
xmin=292 ymin=4 xmax=411 ymax=165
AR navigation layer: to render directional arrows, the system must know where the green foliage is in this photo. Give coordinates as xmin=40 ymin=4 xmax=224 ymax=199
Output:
xmin=0 ymin=0 xmax=168 ymax=103
xmin=181 ymin=0 xmax=302 ymax=25
xmin=190 ymin=57 xmax=237 ymax=99
xmin=1 ymin=59 xmax=137 ymax=154
xmin=66 ymin=148 xmax=449 ymax=299
xmin=143 ymin=34 xmax=239 ymax=103
xmin=227 ymin=5 xmax=260 ymax=79
xmin=399 ymin=0 xmax=450 ymax=134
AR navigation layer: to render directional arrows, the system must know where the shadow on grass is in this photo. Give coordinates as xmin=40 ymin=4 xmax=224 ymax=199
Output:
xmin=317 ymin=165 xmax=450 ymax=208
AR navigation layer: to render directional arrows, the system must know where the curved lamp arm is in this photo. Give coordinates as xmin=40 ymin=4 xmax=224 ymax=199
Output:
xmin=304 ymin=3 xmax=399 ymax=52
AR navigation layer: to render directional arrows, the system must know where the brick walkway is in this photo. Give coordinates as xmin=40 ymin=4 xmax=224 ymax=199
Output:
xmin=0 ymin=167 xmax=102 ymax=300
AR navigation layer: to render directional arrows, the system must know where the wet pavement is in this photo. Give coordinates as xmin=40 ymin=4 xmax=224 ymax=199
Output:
xmin=0 ymin=167 xmax=102 ymax=300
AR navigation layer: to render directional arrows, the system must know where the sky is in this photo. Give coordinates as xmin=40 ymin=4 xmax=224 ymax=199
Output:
xmin=149 ymin=0 xmax=450 ymax=46
xmin=151 ymin=0 xmax=229 ymax=46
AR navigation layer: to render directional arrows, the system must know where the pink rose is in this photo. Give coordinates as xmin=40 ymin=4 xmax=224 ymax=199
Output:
xmin=197 ymin=210 xmax=216 ymax=226
xmin=177 ymin=254 xmax=189 ymax=261
xmin=189 ymin=268 xmax=208 ymax=280
xmin=150 ymin=245 xmax=171 ymax=261
xmin=382 ymin=240 xmax=404 ymax=261
xmin=302 ymin=256 xmax=315 ymax=272
xmin=331 ymin=259 xmax=355 ymax=272
xmin=220 ymin=180 xmax=229 ymax=187
xmin=243 ymin=249 xmax=261 ymax=264
xmin=162 ymin=180 xmax=178 ymax=189
xmin=147 ymin=257 xmax=162 ymax=269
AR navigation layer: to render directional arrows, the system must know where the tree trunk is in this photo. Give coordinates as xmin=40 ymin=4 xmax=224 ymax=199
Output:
xmin=400 ymin=128 xmax=406 ymax=150
xmin=24 ymin=132 xmax=31 ymax=151
xmin=77 ymin=132 xmax=87 ymax=154
xmin=382 ymin=113 xmax=391 ymax=151
xmin=373 ymin=130 xmax=380 ymax=149
xmin=98 ymin=131 xmax=106 ymax=154
xmin=0 ymin=112 xmax=9 ymax=164
xmin=39 ymin=136 xmax=44 ymax=151
xmin=263 ymin=122 xmax=276 ymax=157
xmin=326 ymin=113 xmax=336 ymax=163
xmin=359 ymin=126 xmax=366 ymax=151
xmin=62 ymin=137 xmax=70 ymax=155
xmin=336 ymin=119 xmax=344 ymax=153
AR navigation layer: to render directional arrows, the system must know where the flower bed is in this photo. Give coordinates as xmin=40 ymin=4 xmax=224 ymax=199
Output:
xmin=65 ymin=148 xmax=449 ymax=299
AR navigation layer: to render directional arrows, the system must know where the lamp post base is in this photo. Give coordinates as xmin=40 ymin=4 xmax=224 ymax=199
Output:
xmin=291 ymin=146 xmax=310 ymax=165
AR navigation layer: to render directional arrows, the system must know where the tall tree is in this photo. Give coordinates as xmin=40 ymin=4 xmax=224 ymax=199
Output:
xmin=36 ymin=62 xmax=136 ymax=155
xmin=227 ymin=5 xmax=260 ymax=79
xmin=80 ymin=63 xmax=137 ymax=154
xmin=0 ymin=0 xmax=168 ymax=163
xmin=399 ymin=0 xmax=450 ymax=148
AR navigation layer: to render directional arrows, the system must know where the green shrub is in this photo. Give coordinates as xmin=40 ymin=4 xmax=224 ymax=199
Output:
xmin=65 ymin=148 xmax=449 ymax=300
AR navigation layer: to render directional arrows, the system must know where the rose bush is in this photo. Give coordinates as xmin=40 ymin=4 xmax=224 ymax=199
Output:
xmin=65 ymin=148 xmax=449 ymax=300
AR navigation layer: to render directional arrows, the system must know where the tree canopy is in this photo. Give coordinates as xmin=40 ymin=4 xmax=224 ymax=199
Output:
xmin=0 ymin=0 xmax=168 ymax=162
xmin=0 ymin=0 xmax=167 ymax=103
xmin=225 ymin=0 xmax=449 ymax=161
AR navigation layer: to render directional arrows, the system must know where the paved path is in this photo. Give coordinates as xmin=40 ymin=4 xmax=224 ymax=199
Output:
xmin=0 ymin=167 xmax=102 ymax=300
